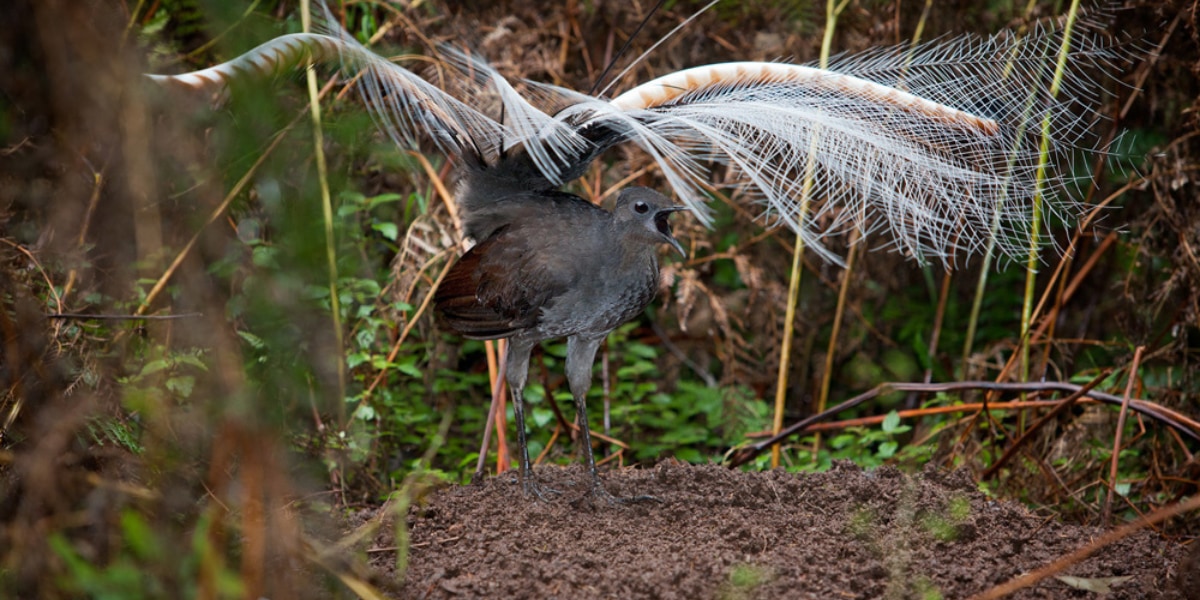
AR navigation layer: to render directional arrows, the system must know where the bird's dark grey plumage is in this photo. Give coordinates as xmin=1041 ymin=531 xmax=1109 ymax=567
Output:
xmin=435 ymin=184 xmax=684 ymax=502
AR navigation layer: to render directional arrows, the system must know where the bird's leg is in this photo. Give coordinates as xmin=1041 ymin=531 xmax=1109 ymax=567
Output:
xmin=504 ymin=338 xmax=558 ymax=500
xmin=565 ymin=336 xmax=660 ymax=506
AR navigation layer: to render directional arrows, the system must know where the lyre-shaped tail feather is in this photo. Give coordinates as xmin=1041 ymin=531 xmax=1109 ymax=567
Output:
xmin=537 ymin=18 xmax=1126 ymax=264
xmin=146 ymin=33 xmax=340 ymax=91
xmin=147 ymin=32 xmax=476 ymax=157
xmin=609 ymin=62 xmax=1001 ymax=135
xmin=147 ymin=12 xmax=592 ymax=201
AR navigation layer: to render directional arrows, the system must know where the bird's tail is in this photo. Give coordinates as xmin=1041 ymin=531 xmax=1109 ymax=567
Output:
xmin=145 ymin=6 xmax=583 ymax=201
xmin=532 ymin=12 xmax=1132 ymax=263
xmin=146 ymin=4 xmax=1134 ymax=264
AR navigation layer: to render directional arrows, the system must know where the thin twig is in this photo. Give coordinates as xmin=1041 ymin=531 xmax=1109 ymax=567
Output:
xmin=980 ymin=369 xmax=1110 ymax=480
xmin=771 ymin=0 xmax=847 ymax=469
xmin=301 ymin=0 xmax=347 ymax=413
xmin=978 ymin=181 xmax=1139 ymax=400
xmin=586 ymin=0 xmax=667 ymax=96
xmin=475 ymin=339 xmax=501 ymax=480
xmin=475 ymin=339 xmax=509 ymax=479
xmin=1020 ymin=0 xmax=1084 ymax=385
xmin=649 ymin=319 xmax=717 ymax=388
xmin=0 ymin=239 xmax=64 ymax=316
xmin=534 ymin=423 xmax=562 ymax=466
xmin=815 ymin=235 xmax=858 ymax=457
xmin=968 ymin=493 xmax=1200 ymax=600
xmin=360 ymin=250 xmax=453 ymax=399
xmin=61 ymin=158 xmax=106 ymax=303
xmin=46 ymin=312 xmax=203 ymax=320
xmin=728 ymin=380 xmax=1199 ymax=468
xmin=1104 ymin=345 xmax=1145 ymax=526
xmin=924 ymin=268 xmax=953 ymax=384
xmin=135 ymin=77 xmax=338 ymax=316
xmin=742 ymin=398 xmax=1139 ymax=439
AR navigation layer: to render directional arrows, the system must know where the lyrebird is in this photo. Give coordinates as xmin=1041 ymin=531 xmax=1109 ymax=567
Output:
xmin=147 ymin=3 xmax=1123 ymax=502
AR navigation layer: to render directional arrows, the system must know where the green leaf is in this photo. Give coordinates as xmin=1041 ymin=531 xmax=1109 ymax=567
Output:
xmin=120 ymin=510 xmax=162 ymax=560
xmin=372 ymin=222 xmax=399 ymax=241
xmin=397 ymin=357 xmax=422 ymax=378
xmin=347 ymin=352 xmax=370 ymax=369
xmin=354 ymin=404 xmax=377 ymax=421
xmin=251 ymin=245 xmax=279 ymax=268
xmin=140 ymin=358 xmax=171 ymax=377
xmin=367 ymin=193 xmax=404 ymax=208
xmin=830 ymin=433 xmax=857 ymax=449
xmin=355 ymin=328 xmax=376 ymax=348
xmin=165 ymin=375 xmax=194 ymax=398
xmin=532 ymin=407 xmax=554 ymax=428
xmin=351 ymin=278 xmax=382 ymax=297
xmin=237 ymin=330 xmax=265 ymax=349
xmin=338 ymin=190 xmax=366 ymax=205
xmin=140 ymin=10 xmax=169 ymax=35
xmin=881 ymin=410 xmax=902 ymax=433
xmin=174 ymin=353 xmax=209 ymax=371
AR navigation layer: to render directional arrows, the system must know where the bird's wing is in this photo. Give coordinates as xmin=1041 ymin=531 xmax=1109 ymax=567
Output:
xmin=434 ymin=232 xmax=544 ymax=340
xmin=434 ymin=202 xmax=601 ymax=339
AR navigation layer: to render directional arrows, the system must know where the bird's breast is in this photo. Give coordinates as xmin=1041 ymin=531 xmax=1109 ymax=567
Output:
xmin=533 ymin=253 xmax=659 ymax=340
xmin=587 ymin=254 xmax=660 ymax=331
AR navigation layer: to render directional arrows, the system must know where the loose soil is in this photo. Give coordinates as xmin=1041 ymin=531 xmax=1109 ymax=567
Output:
xmin=353 ymin=462 xmax=1189 ymax=599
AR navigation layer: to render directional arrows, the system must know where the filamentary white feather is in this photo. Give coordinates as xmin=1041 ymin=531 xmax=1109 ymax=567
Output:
xmin=146 ymin=8 xmax=1127 ymax=265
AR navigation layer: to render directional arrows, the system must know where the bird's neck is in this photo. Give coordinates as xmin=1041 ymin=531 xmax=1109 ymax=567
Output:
xmin=615 ymin=226 xmax=661 ymax=274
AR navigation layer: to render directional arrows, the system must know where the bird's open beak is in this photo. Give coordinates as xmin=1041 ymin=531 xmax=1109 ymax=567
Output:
xmin=655 ymin=206 xmax=690 ymax=258
xmin=666 ymin=236 xmax=686 ymax=258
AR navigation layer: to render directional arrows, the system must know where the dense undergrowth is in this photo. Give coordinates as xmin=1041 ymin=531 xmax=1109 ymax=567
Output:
xmin=2 ymin=0 xmax=1198 ymax=596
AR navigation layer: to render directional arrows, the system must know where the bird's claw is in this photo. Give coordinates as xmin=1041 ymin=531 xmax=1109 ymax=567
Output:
xmin=571 ymin=482 xmax=662 ymax=508
xmin=520 ymin=477 xmax=562 ymax=501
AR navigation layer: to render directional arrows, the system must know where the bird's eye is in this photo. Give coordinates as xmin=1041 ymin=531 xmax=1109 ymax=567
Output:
xmin=633 ymin=201 xmax=649 ymax=214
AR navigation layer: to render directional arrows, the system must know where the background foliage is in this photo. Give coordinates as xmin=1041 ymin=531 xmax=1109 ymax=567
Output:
xmin=1 ymin=0 xmax=1197 ymax=596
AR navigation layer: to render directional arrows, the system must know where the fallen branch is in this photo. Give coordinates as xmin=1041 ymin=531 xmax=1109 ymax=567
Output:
xmin=967 ymin=493 xmax=1200 ymax=600
xmin=726 ymin=380 xmax=1199 ymax=468
xmin=742 ymin=399 xmax=1107 ymax=438
xmin=980 ymin=370 xmax=1109 ymax=480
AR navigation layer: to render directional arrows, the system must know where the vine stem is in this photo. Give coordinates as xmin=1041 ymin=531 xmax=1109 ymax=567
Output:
xmin=814 ymin=0 xmax=935 ymax=461
xmin=770 ymin=0 xmax=849 ymax=468
xmin=302 ymin=0 xmax=347 ymax=410
xmin=1103 ymin=345 xmax=1145 ymax=526
xmin=1020 ymin=0 xmax=1083 ymax=384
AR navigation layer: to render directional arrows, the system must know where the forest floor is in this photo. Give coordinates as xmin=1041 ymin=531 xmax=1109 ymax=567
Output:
xmin=347 ymin=462 xmax=1191 ymax=599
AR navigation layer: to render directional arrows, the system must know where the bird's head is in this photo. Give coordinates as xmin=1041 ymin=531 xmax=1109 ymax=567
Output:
xmin=613 ymin=187 xmax=688 ymax=258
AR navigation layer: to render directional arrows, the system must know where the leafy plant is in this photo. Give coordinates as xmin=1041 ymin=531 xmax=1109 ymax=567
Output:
xmin=49 ymin=511 xmax=244 ymax=600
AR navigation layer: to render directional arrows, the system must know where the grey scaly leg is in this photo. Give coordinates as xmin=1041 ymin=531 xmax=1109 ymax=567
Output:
xmin=565 ymin=335 xmax=660 ymax=505
xmin=505 ymin=338 xmax=557 ymax=499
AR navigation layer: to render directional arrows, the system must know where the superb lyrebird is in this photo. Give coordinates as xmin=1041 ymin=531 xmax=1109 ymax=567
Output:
xmin=147 ymin=3 xmax=1124 ymax=501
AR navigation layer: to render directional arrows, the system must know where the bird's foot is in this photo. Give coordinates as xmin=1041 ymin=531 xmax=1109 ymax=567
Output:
xmin=571 ymin=481 xmax=662 ymax=508
xmin=518 ymin=475 xmax=561 ymax=501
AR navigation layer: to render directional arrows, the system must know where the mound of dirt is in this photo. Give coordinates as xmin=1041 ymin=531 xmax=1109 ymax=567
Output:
xmin=367 ymin=462 xmax=1185 ymax=599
